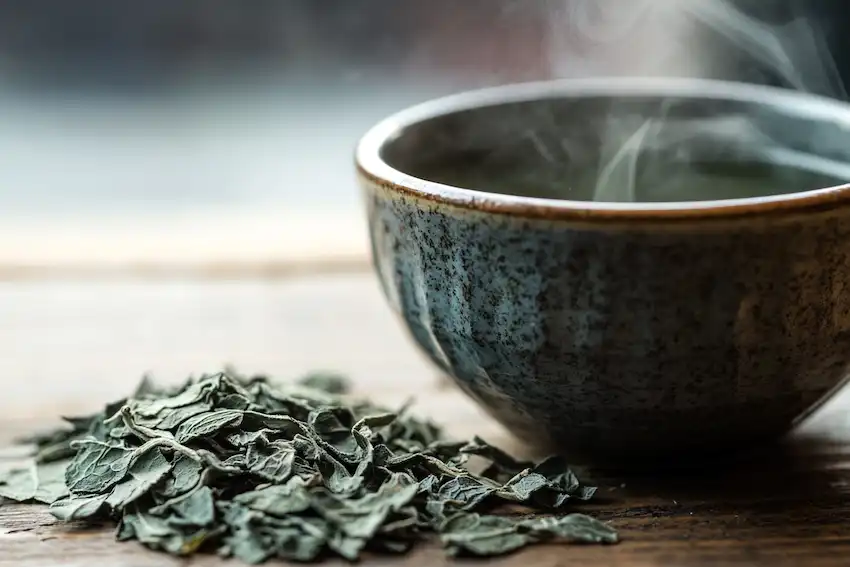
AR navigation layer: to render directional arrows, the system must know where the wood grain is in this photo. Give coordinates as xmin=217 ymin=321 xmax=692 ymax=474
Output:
xmin=2 ymin=274 xmax=850 ymax=566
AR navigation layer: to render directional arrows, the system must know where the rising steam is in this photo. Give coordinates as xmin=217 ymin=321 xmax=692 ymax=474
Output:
xmin=546 ymin=0 xmax=850 ymax=202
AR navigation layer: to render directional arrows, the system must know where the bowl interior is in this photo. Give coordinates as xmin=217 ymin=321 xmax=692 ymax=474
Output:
xmin=379 ymin=83 xmax=850 ymax=203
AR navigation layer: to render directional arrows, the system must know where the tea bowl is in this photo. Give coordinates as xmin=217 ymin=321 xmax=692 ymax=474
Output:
xmin=355 ymin=77 xmax=850 ymax=464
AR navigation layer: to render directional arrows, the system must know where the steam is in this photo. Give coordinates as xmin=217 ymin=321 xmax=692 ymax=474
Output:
xmin=593 ymin=117 xmax=656 ymax=202
xmin=546 ymin=0 xmax=850 ymax=202
xmin=684 ymin=1 xmax=846 ymax=99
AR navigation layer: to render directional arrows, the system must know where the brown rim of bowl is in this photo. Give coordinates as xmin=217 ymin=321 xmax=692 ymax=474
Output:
xmin=355 ymin=77 xmax=850 ymax=222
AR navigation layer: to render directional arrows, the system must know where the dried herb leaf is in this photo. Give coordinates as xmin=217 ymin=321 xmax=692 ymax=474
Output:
xmin=244 ymin=439 xmax=295 ymax=483
xmin=312 ymin=472 xmax=419 ymax=539
xmin=519 ymin=514 xmax=619 ymax=544
xmin=144 ymin=402 xmax=212 ymax=431
xmin=0 ymin=370 xmax=618 ymax=563
xmin=135 ymin=378 xmax=214 ymax=417
xmin=64 ymin=439 xmax=134 ymax=494
xmin=159 ymin=454 xmax=204 ymax=498
xmin=440 ymin=513 xmax=530 ymax=556
xmin=105 ymin=448 xmax=172 ymax=511
xmin=436 ymin=475 xmax=497 ymax=511
xmin=441 ymin=512 xmax=618 ymax=557
xmin=220 ymin=501 xmax=328 ymax=563
xmin=233 ymin=477 xmax=312 ymax=517
xmin=0 ymin=459 xmax=68 ymax=503
xmin=175 ymin=410 xmax=244 ymax=443
xmin=118 ymin=487 xmax=221 ymax=555
xmin=49 ymin=492 xmax=109 ymax=521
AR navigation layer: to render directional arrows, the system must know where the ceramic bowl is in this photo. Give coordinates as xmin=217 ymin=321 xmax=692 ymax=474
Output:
xmin=355 ymin=78 xmax=850 ymax=463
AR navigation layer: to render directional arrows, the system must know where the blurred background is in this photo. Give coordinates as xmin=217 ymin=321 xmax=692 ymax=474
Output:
xmin=0 ymin=0 xmax=847 ymax=275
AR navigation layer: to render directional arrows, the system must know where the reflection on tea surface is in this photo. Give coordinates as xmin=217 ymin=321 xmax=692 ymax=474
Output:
xmin=418 ymin=156 xmax=848 ymax=203
xmin=383 ymin=95 xmax=850 ymax=204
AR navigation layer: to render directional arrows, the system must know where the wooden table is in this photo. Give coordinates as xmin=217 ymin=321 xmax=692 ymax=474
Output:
xmin=2 ymin=272 xmax=850 ymax=566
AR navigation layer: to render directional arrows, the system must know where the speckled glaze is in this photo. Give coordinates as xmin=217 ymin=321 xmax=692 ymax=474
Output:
xmin=355 ymin=78 xmax=850 ymax=462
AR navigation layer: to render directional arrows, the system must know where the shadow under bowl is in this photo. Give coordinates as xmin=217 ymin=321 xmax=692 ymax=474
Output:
xmin=355 ymin=77 xmax=850 ymax=465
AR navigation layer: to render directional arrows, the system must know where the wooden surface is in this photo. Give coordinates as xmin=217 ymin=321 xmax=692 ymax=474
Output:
xmin=3 ymin=273 xmax=850 ymax=566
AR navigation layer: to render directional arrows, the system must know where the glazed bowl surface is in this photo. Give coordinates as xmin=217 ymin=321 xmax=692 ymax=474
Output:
xmin=356 ymin=78 xmax=850 ymax=463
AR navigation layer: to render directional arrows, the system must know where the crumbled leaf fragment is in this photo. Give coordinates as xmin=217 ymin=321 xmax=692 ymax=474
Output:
xmin=49 ymin=492 xmax=109 ymax=521
xmin=64 ymin=439 xmax=134 ymax=494
xmin=441 ymin=512 xmax=618 ymax=557
xmin=440 ymin=513 xmax=531 ymax=556
xmin=105 ymin=448 xmax=172 ymax=511
xmin=0 ymin=459 xmax=69 ymax=504
xmin=159 ymin=454 xmax=203 ymax=498
xmin=520 ymin=513 xmax=619 ymax=544
xmin=0 ymin=369 xmax=618 ymax=562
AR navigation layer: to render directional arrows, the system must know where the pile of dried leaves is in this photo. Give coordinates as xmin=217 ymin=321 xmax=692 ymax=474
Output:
xmin=0 ymin=370 xmax=617 ymax=563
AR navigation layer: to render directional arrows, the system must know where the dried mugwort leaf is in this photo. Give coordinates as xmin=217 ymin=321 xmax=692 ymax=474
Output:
xmin=159 ymin=454 xmax=204 ymax=499
xmin=519 ymin=513 xmax=619 ymax=544
xmin=175 ymin=410 xmax=244 ymax=443
xmin=105 ymin=448 xmax=172 ymax=511
xmin=63 ymin=439 xmax=135 ymax=495
xmin=435 ymin=475 xmax=497 ymax=511
xmin=49 ymin=492 xmax=110 ymax=521
xmin=440 ymin=513 xmax=531 ymax=556
xmin=233 ymin=477 xmax=312 ymax=517
xmin=143 ymin=401 xmax=212 ymax=431
xmin=441 ymin=512 xmax=618 ymax=557
xmin=0 ymin=459 xmax=69 ymax=504
xmin=244 ymin=439 xmax=295 ymax=484
xmin=0 ymin=369 xmax=618 ymax=562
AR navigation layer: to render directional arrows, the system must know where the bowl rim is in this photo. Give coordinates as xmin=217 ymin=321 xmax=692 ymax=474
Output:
xmin=355 ymin=77 xmax=850 ymax=221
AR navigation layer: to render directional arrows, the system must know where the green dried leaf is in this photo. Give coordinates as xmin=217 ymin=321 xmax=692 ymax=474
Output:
xmin=315 ymin=449 xmax=362 ymax=494
xmin=492 ymin=457 xmax=596 ymax=509
xmin=519 ymin=514 xmax=619 ymax=544
xmin=64 ymin=439 xmax=134 ymax=494
xmin=436 ymin=475 xmax=497 ymax=511
xmin=309 ymin=408 xmax=356 ymax=445
xmin=117 ymin=508 xmax=175 ymax=544
xmin=162 ymin=485 xmax=217 ymax=527
xmin=440 ymin=513 xmax=530 ymax=556
xmin=227 ymin=429 xmax=271 ymax=448
xmin=241 ymin=411 xmax=311 ymax=437
xmin=441 ymin=512 xmax=618 ymax=557
xmin=0 ymin=370 xmax=617 ymax=563
xmin=233 ymin=477 xmax=312 ymax=516
xmin=221 ymin=501 xmax=328 ymax=563
xmin=106 ymin=448 xmax=172 ymax=511
xmin=328 ymin=533 xmax=363 ymax=561
xmin=0 ymin=459 xmax=69 ymax=503
xmin=244 ymin=439 xmax=295 ymax=484
xmin=49 ymin=492 xmax=109 ymax=521
xmin=119 ymin=488 xmax=221 ymax=555
xmin=35 ymin=461 xmax=71 ymax=503
xmin=499 ymin=471 xmax=552 ymax=501
xmin=175 ymin=410 xmax=244 ymax=443
xmin=218 ymin=394 xmax=253 ymax=411
xmin=159 ymin=454 xmax=203 ymax=499
xmin=311 ymin=471 xmax=419 ymax=543
xmin=133 ymin=379 xmax=211 ymax=417
xmin=143 ymin=402 xmax=212 ymax=431
xmin=119 ymin=511 xmax=202 ymax=556
xmin=533 ymin=456 xmax=597 ymax=502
